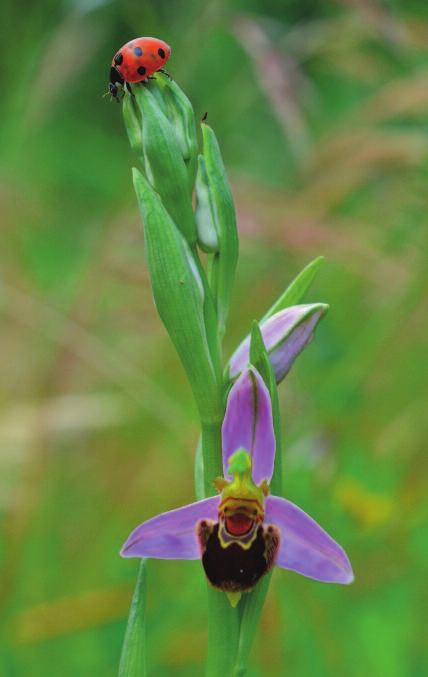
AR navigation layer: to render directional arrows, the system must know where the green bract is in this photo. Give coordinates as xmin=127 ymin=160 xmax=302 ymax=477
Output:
xmin=201 ymin=122 xmax=239 ymax=338
xmin=133 ymin=168 xmax=221 ymax=423
xmin=263 ymin=255 xmax=325 ymax=320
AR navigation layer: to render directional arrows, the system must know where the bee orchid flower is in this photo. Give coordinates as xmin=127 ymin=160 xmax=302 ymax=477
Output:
xmin=121 ymin=366 xmax=353 ymax=606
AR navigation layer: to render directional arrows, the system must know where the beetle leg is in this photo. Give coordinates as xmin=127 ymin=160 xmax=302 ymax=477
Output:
xmin=159 ymin=68 xmax=172 ymax=79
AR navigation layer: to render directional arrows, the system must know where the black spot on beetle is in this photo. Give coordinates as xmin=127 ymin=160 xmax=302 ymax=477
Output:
xmin=114 ymin=52 xmax=123 ymax=66
xmin=137 ymin=66 xmax=146 ymax=76
xmin=158 ymin=47 xmax=166 ymax=59
xmin=134 ymin=47 xmax=143 ymax=56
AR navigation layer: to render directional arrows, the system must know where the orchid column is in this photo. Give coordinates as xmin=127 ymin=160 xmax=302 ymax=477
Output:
xmin=118 ymin=74 xmax=353 ymax=677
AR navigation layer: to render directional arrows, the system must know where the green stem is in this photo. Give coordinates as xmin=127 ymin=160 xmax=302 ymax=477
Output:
xmin=206 ymin=587 xmax=240 ymax=677
xmin=233 ymin=574 xmax=272 ymax=676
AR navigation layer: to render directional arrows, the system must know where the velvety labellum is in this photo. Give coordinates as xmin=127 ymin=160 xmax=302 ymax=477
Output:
xmin=197 ymin=518 xmax=279 ymax=593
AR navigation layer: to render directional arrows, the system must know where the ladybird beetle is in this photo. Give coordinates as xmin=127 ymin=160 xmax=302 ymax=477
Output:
xmin=109 ymin=37 xmax=171 ymax=99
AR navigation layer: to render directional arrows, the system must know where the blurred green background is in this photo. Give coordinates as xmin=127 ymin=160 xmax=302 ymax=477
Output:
xmin=1 ymin=0 xmax=427 ymax=675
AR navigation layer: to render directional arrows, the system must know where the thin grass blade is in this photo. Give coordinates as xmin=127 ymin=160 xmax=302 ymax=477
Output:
xmin=118 ymin=560 xmax=148 ymax=677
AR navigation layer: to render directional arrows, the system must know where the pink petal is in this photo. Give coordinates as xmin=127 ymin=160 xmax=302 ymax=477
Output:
xmin=265 ymin=495 xmax=354 ymax=584
xmin=222 ymin=367 xmax=275 ymax=485
xmin=121 ymin=496 xmax=221 ymax=559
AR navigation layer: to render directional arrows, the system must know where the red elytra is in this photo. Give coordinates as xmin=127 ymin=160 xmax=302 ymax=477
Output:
xmin=108 ymin=37 xmax=171 ymax=98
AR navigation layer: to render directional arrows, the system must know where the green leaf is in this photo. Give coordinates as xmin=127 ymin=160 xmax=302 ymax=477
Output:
xmin=118 ymin=560 xmax=147 ymax=677
xmin=263 ymin=256 xmax=325 ymax=320
xmin=133 ymin=168 xmax=222 ymax=424
xmin=201 ymin=122 xmax=239 ymax=338
xmin=132 ymin=84 xmax=197 ymax=244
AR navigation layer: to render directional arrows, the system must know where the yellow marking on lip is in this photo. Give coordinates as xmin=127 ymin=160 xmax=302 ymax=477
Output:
xmin=220 ymin=449 xmax=267 ymax=519
xmin=219 ymin=496 xmax=263 ymax=513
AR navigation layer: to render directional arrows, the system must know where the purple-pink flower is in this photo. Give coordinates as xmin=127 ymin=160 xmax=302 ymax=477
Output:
xmin=229 ymin=304 xmax=328 ymax=383
xmin=121 ymin=366 xmax=353 ymax=599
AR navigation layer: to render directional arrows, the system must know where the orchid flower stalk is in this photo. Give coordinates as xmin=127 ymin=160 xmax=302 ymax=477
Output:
xmin=117 ymin=71 xmax=353 ymax=676
xmin=122 ymin=367 xmax=353 ymax=604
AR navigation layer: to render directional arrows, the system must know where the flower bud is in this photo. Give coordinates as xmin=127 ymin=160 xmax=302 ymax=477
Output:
xmin=229 ymin=304 xmax=329 ymax=383
xmin=132 ymin=84 xmax=197 ymax=244
xmin=151 ymin=77 xmax=198 ymax=191
xmin=195 ymin=154 xmax=219 ymax=253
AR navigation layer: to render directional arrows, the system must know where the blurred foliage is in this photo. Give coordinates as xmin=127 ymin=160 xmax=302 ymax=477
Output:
xmin=1 ymin=0 xmax=428 ymax=675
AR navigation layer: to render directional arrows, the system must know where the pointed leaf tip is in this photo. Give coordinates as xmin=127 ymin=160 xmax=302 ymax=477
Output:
xmin=263 ymin=256 xmax=326 ymax=320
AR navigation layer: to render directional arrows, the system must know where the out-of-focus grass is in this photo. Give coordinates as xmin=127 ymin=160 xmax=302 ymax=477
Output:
xmin=1 ymin=0 xmax=427 ymax=675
